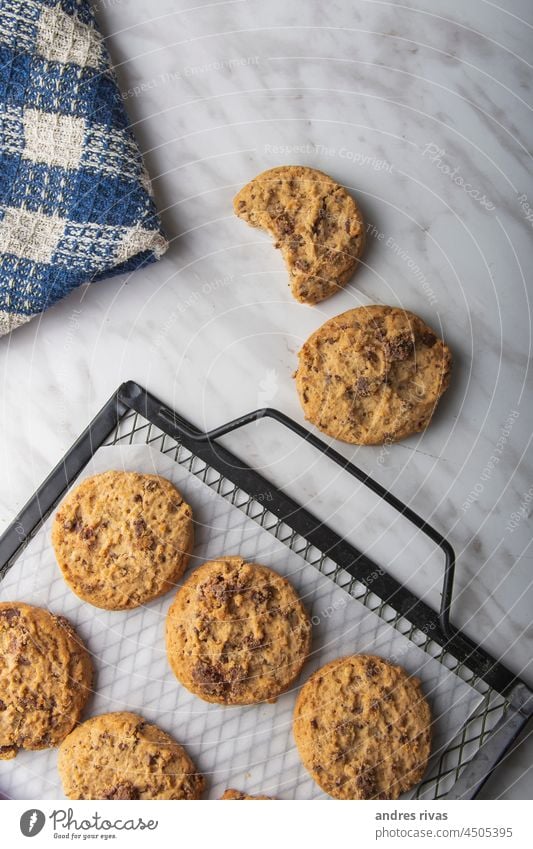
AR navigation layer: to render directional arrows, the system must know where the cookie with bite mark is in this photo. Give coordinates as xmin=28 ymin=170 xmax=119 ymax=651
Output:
xmin=234 ymin=166 xmax=365 ymax=304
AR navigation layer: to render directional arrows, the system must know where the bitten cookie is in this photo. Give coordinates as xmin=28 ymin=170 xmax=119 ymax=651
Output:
xmin=166 ymin=556 xmax=312 ymax=705
xmin=293 ymin=655 xmax=432 ymax=800
xmin=221 ymin=789 xmax=272 ymax=799
xmin=58 ymin=712 xmax=204 ymax=800
xmin=233 ymin=166 xmax=365 ymax=304
xmin=295 ymin=305 xmax=452 ymax=445
xmin=0 ymin=603 xmax=92 ymax=760
xmin=52 ymin=471 xmax=193 ymax=610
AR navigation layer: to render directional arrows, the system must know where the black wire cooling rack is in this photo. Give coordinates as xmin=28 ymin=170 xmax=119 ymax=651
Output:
xmin=0 ymin=380 xmax=531 ymax=799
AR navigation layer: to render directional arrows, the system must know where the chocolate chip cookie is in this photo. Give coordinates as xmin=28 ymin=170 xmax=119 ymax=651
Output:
xmin=166 ymin=556 xmax=312 ymax=705
xmin=0 ymin=602 xmax=92 ymax=760
xmin=221 ymin=789 xmax=272 ymax=799
xmin=52 ymin=471 xmax=193 ymax=610
xmin=58 ymin=711 xmax=204 ymax=799
xmin=295 ymin=305 xmax=452 ymax=444
xmin=234 ymin=166 xmax=365 ymax=304
xmin=293 ymin=655 xmax=432 ymax=799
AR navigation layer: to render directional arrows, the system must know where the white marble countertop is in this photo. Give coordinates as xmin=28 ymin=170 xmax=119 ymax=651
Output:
xmin=1 ymin=0 xmax=531 ymax=798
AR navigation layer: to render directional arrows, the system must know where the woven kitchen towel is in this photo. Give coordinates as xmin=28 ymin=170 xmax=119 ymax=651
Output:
xmin=0 ymin=0 xmax=168 ymax=336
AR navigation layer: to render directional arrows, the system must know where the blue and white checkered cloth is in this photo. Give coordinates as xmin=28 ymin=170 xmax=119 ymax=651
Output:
xmin=0 ymin=0 xmax=167 ymax=336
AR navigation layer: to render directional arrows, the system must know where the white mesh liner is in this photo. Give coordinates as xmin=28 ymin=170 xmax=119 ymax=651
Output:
xmin=0 ymin=445 xmax=482 ymax=799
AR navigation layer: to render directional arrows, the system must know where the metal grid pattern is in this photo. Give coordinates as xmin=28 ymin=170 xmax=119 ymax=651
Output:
xmin=104 ymin=408 xmax=510 ymax=800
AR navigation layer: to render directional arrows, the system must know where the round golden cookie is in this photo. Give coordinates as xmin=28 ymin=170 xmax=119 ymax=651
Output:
xmin=166 ymin=556 xmax=312 ymax=705
xmin=0 ymin=602 xmax=93 ymax=760
xmin=221 ymin=789 xmax=272 ymax=799
xmin=58 ymin=711 xmax=204 ymax=800
xmin=52 ymin=471 xmax=193 ymax=610
xmin=233 ymin=165 xmax=365 ymax=304
xmin=293 ymin=655 xmax=432 ymax=800
xmin=295 ymin=305 xmax=452 ymax=445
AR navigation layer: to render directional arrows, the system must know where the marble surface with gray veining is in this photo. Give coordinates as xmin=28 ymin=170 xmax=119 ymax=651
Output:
xmin=0 ymin=0 xmax=531 ymax=798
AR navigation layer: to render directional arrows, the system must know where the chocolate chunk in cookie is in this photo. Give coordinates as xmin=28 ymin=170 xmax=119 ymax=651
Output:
xmin=166 ymin=557 xmax=311 ymax=705
xmin=293 ymin=655 xmax=432 ymax=799
xmin=58 ymin=712 xmax=204 ymax=800
xmin=221 ymin=788 xmax=272 ymax=799
xmin=234 ymin=166 xmax=365 ymax=304
xmin=0 ymin=602 xmax=92 ymax=759
xmin=52 ymin=471 xmax=193 ymax=610
xmin=295 ymin=305 xmax=452 ymax=444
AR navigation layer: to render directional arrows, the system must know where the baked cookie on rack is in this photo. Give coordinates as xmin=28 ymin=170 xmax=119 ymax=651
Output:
xmin=233 ymin=166 xmax=365 ymax=304
xmin=166 ymin=556 xmax=312 ymax=705
xmin=295 ymin=304 xmax=452 ymax=445
xmin=0 ymin=602 xmax=92 ymax=760
xmin=52 ymin=471 xmax=193 ymax=610
xmin=293 ymin=654 xmax=432 ymax=799
xmin=221 ymin=789 xmax=273 ymax=799
xmin=58 ymin=711 xmax=204 ymax=800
